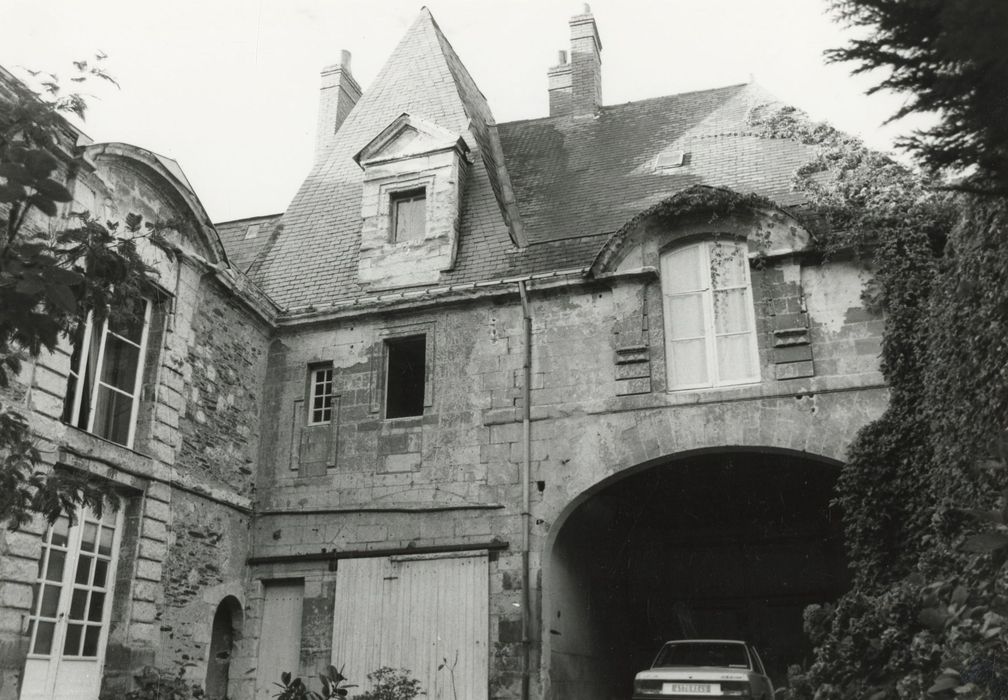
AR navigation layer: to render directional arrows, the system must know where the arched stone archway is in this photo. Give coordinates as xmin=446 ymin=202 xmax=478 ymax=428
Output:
xmin=541 ymin=448 xmax=847 ymax=700
xmin=205 ymin=596 xmax=243 ymax=699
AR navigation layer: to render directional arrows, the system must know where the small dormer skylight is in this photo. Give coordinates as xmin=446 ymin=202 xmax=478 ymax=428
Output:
xmin=655 ymin=151 xmax=686 ymax=170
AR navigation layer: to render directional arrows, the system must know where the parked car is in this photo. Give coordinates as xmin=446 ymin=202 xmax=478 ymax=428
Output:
xmin=632 ymin=639 xmax=775 ymax=700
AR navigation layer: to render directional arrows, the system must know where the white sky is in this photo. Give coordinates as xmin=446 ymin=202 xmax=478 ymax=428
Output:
xmin=2 ymin=0 xmax=929 ymax=223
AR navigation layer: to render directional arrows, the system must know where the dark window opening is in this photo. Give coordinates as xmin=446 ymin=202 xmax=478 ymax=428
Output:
xmin=385 ymin=335 xmax=426 ymax=418
xmin=391 ymin=188 xmax=426 ymax=242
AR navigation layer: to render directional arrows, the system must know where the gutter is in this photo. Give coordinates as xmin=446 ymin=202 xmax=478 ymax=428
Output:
xmin=517 ymin=280 xmax=532 ymax=700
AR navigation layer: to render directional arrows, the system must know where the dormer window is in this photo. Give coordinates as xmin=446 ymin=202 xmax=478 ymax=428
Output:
xmin=354 ymin=113 xmax=470 ymax=288
xmin=391 ymin=188 xmax=427 ymax=242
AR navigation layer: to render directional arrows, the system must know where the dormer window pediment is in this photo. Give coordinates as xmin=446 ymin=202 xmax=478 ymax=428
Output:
xmin=356 ymin=113 xmax=471 ymax=289
xmin=354 ymin=113 xmax=469 ymax=169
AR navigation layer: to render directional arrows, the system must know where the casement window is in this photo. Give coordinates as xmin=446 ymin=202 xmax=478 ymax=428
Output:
xmin=308 ymin=365 xmax=335 ymax=425
xmin=385 ymin=335 xmax=426 ymax=419
xmin=22 ymin=504 xmax=123 ymax=699
xmin=390 ymin=188 xmax=426 ymax=242
xmin=660 ymin=241 xmax=760 ymax=390
xmin=61 ymin=300 xmax=152 ymax=448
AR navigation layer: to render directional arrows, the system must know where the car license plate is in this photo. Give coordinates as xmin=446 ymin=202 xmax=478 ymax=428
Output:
xmin=662 ymin=683 xmax=721 ymax=694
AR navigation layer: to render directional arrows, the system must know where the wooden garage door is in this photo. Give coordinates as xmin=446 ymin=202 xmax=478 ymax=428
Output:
xmin=331 ymin=552 xmax=488 ymax=700
xmin=255 ymin=580 xmax=304 ymax=700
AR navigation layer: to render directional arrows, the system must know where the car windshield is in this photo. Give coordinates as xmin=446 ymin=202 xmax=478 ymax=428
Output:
xmin=653 ymin=642 xmax=751 ymax=669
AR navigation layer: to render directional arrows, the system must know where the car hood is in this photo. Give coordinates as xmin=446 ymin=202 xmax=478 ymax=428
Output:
xmin=635 ymin=669 xmax=753 ymax=682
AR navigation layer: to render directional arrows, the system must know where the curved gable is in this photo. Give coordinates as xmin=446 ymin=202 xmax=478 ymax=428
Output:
xmin=589 ymin=185 xmax=812 ymax=277
xmin=83 ymin=142 xmax=228 ymax=268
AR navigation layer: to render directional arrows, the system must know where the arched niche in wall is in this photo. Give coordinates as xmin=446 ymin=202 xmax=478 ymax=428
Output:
xmin=205 ymin=595 xmax=243 ymax=699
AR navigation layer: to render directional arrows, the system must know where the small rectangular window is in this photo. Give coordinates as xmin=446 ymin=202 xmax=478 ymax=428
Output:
xmin=385 ymin=335 xmax=426 ymax=418
xmin=391 ymin=188 xmax=426 ymax=242
xmin=308 ymin=366 xmax=334 ymax=425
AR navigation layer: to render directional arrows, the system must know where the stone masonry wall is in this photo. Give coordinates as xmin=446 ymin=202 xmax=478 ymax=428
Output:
xmin=249 ymin=253 xmax=889 ymax=699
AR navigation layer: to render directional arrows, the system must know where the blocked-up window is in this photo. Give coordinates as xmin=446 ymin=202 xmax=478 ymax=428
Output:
xmin=660 ymin=241 xmax=759 ymax=390
xmin=391 ymin=188 xmax=426 ymax=242
xmin=385 ymin=335 xmax=426 ymax=418
xmin=308 ymin=365 xmax=335 ymax=425
xmin=61 ymin=301 xmax=152 ymax=447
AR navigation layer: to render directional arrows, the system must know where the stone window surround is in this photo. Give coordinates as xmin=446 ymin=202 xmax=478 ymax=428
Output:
xmin=376 ymin=174 xmax=437 ymax=245
xmin=369 ymin=320 xmax=436 ymax=418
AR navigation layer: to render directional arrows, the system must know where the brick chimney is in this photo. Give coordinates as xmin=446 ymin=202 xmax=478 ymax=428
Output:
xmin=315 ymin=50 xmax=361 ymax=162
xmin=548 ymin=4 xmax=602 ymax=117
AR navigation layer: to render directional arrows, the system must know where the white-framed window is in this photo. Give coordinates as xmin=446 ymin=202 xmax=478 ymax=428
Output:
xmin=389 ymin=187 xmax=426 ymax=242
xmin=308 ymin=365 xmax=335 ymax=425
xmin=22 ymin=504 xmax=124 ymax=699
xmin=61 ymin=300 xmax=152 ymax=448
xmin=660 ymin=240 xmax=760 ymax=390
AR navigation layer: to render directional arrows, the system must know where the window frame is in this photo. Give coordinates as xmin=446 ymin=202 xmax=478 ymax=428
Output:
xmin=24 ymin=502 xmax=124 ymax=663
xmin=383 ymin=334 xmax=427 ymax=420
xmin=389 ymin=187 xmax=427 ymax=243
xmin=660 ymin=240 xmax=760 ymax=391
xmin=306 ymin=364 xmax=335 ymax=426
xmin=63 ymin=300 xmax=152 ymax=449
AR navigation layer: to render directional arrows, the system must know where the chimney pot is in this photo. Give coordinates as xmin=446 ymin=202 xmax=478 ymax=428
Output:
xmin=557 ymin=50 xmax=568 ymax=65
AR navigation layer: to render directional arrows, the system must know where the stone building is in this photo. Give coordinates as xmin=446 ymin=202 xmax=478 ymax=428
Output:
xmin=0 ymin=7 xmax=889 ymax=700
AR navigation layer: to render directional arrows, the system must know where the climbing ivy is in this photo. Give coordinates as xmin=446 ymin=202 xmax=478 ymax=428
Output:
xmin=745 ymin=103 xmax=1008 ymax=700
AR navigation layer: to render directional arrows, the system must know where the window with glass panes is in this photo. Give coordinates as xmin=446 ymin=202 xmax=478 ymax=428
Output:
xmin=61 ymin=301 xmax=152 ymax=448
xmin=660 ymin=241 xmax=760 ymax=389
xmin=25 ymin=505 xmax=121 ymax=660
xmin=390 ymin=188 xmax=426 ymax=242
xmin=308 ymin=366 xmax=334 ymax=425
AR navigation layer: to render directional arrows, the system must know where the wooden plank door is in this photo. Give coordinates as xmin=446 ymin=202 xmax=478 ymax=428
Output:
xmin=255 ymin=580 xmax=304 ymax=700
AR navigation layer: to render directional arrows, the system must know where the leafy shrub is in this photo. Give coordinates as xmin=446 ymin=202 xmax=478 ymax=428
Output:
xmin=353 ymin=667 xmax=423 ymax=700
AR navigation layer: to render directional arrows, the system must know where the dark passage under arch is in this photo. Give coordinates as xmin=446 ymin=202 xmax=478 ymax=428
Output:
xmin=545 ymin=450 xmax=848 ymax=700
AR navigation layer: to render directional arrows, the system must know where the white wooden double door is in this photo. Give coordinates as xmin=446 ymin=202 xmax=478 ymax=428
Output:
xmin=19 ymin=507 xmax=123 ymax=700
xmin=332 ymin=552 xmax=489 ymax=700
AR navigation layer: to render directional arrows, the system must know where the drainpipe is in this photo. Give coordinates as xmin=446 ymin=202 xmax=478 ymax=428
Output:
xmin=517 ymin=281 xmax=532 ymax=700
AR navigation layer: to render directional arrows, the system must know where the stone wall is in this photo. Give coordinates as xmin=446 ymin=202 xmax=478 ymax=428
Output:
xmin=249 ymin=251 xmax=889 ymax=699
xmin=0 ymin=145 xmax=270 ymax=700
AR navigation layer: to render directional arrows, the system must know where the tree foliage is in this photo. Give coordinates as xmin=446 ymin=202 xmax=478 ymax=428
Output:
xmin=827 ymin=0 xmax=1008 ymax=192
xmin=747 ymin=98 xmax=1008 ymax=700
xmin=0 ymin=60 xmax=171 ymax=529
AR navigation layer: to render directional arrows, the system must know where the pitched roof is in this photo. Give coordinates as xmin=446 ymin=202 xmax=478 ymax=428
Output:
xmin=215 ymin=213 xmax=282 ymax=273
xmin=253 ymin=8 xmax=517 ymax=308
xmin=497 ymin=82 xmax=816 ymax=248
xmin=250 ymin=12 xmax=821 ymax=310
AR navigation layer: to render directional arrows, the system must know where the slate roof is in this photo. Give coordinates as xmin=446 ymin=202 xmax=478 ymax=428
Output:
xmin=497 ymin=83 xmax=816 ymax=247
xmin=215 ymin=214 xmax=281 ymax=273
xmin=234 ymin=11 xmax=822 ymax=311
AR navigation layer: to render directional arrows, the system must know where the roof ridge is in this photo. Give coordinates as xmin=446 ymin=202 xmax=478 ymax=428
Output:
xmin=499 ymin=82 xmax=751 ymax=127
xmin=214 ymin=213 xmax=282 ymax=226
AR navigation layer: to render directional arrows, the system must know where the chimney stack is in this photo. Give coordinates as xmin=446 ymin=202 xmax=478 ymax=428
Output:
xmin=548 ymin=4 xmax=602 ymax=117
xmin=315 ymin=50 xmax=361 ymax=162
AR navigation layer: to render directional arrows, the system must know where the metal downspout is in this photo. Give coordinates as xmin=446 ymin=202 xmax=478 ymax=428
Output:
xmin=518 ymin=280 xmax=532 ymax=700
